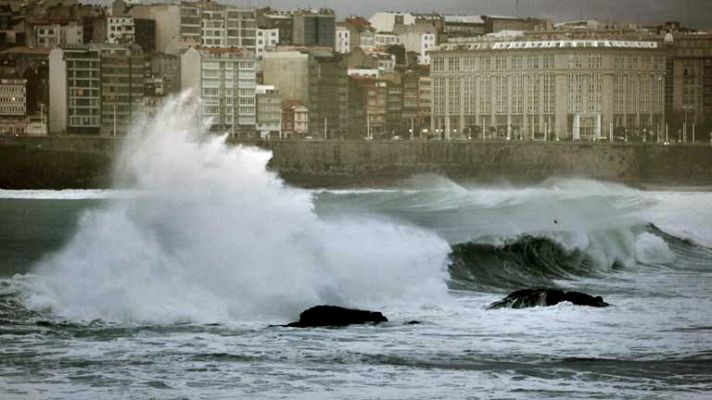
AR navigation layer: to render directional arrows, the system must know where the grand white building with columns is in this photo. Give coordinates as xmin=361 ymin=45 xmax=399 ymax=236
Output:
xmin=430 ymin=39 xmax=666 ymax=141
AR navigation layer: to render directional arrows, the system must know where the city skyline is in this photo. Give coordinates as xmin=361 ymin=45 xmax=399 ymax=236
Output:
xmin=175 ymin=0 xmax=712 ymax=29
xmin=3 ymin=0 xmax=711 ymax=140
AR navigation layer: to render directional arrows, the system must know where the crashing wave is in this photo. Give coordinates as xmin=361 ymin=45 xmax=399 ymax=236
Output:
xmin=447 ymin=223 xmax=691 ymax=292
xmin=17 ymin=92 xmax=450 ymax=324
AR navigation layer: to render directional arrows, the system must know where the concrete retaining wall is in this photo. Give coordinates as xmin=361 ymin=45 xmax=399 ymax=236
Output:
xmin=262 ymin=140 xmax=712 ymax=187
xmin=2 ymin=136 xmax=712 ymax=188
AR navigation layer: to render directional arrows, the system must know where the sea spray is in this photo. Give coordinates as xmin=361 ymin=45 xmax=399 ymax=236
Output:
xmin=317 ymin=176 xmax=678 ymax=275
xmin=20 ymin=93 xmax=450 ymax=324
xmin=634 ymin=232 xmax=676 ymax=265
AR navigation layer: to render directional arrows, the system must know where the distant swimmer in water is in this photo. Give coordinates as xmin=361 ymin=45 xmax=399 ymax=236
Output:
xmin=554 ymin=219 xmax=558 ymax=224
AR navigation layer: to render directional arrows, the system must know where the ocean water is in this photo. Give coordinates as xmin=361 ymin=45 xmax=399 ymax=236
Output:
xmin=1 ymin=94 xmax=711 ymax=399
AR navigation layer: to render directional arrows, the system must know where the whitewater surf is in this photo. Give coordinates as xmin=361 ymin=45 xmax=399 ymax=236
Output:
xmin=1 ymin=93 xmax=711 ymax=399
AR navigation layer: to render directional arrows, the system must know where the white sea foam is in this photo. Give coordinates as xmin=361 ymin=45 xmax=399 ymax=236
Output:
xmin=20 ymin=92 xmax=450 ymax=324
xmin=315 ymin=177 xmax=712 ymax=255
xmin=643 ymin=191 xmax=712 ymax=248
xmin=634 ymin=232 xmax=676 ymax=265
xmin=0 ymin=189 xmax=135 ymax=200
xmin=315 ymin=176 xmax=689 ymax=272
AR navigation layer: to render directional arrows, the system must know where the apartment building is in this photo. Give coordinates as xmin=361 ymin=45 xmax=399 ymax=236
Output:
xmin=32 ymin=21 xmax=83 ymax=48
xmin=255 ymin=28 xmax=279 ymax=60
xmin=663 ymin=33 xmax=712 ymax=141
xmin=281 ymin=99 xmax=308 ymax=138
xmin=293 ymin=9 xmax=335 ymax=48
xmin=256 ymin=84 xmax=281 ymax=137
xmin=180 ymin=47 xmax=256 ymax=136
xmin=49 ymin=47 xmax=102 ymax=134
xmin=0 ymin=77 xmax=26 ymax=134
xmin=308 ymin=50 xmax=348 ymax=137
xmin=193 ymin=5 xmax=256 ymax=53
xmin=99 ymin=45 xmax=144 ymax=136
xmin=335 ymin=25 xmax=350 ymax=54
xmin=106 ymin=17 xmax=134 ymax=44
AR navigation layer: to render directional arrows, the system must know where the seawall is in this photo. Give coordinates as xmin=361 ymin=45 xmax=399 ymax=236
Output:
xmin=2 ymin=136 xmax=712 ymax=189
xmin=0 ymin=141 xmax=112 ymax=190
xmin=262 ymin=140 xmax=712 ymax=188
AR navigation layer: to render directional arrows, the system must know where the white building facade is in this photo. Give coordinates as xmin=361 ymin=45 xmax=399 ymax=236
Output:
xmin=199 ymin=7 xmax=256 ymax=53
xmin=255 ymin=84 xmax=281 ymax=137
xmin=181 ymin=47 xmax=256 ymax=135
xmin=368 ymin=12 xmax=415 ymax=33
xmin=374 ymin=32 xmax=401 ymax=47
xmin=359 ymin=29 xmax=375 ymax=48
xmin=256 ymin=28 xmax=279 ymax=60
xmin=49 ymin=47 xmax=102 ymax=134
xmin=107 ymin=17 xmax=135 ymax=44
xmin=34 ymin=23 xmax=83 ymax=48
xmin=335 ymin=26 xmax=350 ymax=54
xmin=430 ymin=39 xmax=666 ymax=141
xmin=399 ymin=30 xmax=437 ymax=65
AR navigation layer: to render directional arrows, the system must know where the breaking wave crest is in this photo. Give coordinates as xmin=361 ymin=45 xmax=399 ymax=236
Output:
xmin=448 ymin=235 xmax=601 ymax=291
xmin=316 ymin=176 xmax=712 ymax=292
xmin=446 ymin=223 xmax=703 ymax=292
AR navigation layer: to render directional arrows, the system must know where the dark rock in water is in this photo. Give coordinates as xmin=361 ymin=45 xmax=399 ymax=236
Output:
xmin=487 ymin=289 xmax=610 ymax=309
xmin=285 ymin=305 xmax=388 ymax=328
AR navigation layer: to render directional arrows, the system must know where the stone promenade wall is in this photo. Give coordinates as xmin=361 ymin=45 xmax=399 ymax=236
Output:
xmin=2 ymin=136 xmax=711 ymax=188
xmin=261 ymin=140 xmax=712 ymax=187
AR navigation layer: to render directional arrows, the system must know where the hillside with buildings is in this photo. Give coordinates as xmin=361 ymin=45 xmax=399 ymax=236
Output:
xmin=1 ymin=0 xmax=711 ymax=188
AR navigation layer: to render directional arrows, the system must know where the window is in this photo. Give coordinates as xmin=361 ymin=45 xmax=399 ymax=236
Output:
xmin=480 ymin=56 xmax=490 ymax=72
xmin=587 ymin=55 xmax=602 ymax=69
xmin=530 ymin=74 xmax=542 ymax=114
xmin=627 ymin=56 xmax=638 ymax=70
xmin=432 ymin=56 xmax=445 ymax=72
xmin=463 ymin=56 xmax=476 ymax=71
xmin=511 ymin=55 xmax=523 ymax=70
xmin=495 ymin=56 xmax=506 ymax=71
xmin=543 ymin=54 xmax=554 ymax=69
xmin=543 ymin=74 xmax=555 ymax=114
xmin=614 ymin=56 xmax=624 ymax=70
xmin=495 ymin=76 xmax=507 ymax=114
xmin=448 ymin=57 xmax=459 ymax=71
xmin=512 ymin=75 xmax=523 ymax=114
xmin=527 ymin=55 xmax=539 ymax=70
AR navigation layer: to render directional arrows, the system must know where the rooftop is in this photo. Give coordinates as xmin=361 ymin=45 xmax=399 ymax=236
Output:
xmin=0 ymin=47 xmax=52 ymax=56
xmin=444 ymin=15 xmax=484 ymax=24
xmin=436 ymin=39 xmax=660 ymax=52
xmin=193 ymin=46 xmax=249 ymax=55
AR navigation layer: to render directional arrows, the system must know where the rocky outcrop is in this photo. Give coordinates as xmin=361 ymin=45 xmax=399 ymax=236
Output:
xmin=284 ymin=305 xmax=388 ymax=328
xmin=487 ymin=289 xmax=610 ymax=309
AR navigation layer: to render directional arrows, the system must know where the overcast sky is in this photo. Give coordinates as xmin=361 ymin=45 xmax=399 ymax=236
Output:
xmin=222 ymin=0 xmax=711 ymax=29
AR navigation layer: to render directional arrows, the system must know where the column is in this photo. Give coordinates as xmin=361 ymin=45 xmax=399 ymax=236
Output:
xmin=506 ymin=75 xmax=512 ymax=140
xmin=523 ymin=74 xmax=529 ymax=139
xmin=459 ymin=75 xmax=465 ymax=138
xmin=573 ymin=113 xmax=580 ymax=140
xmin=444 ymin=76 xmax=450 ymax=140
